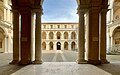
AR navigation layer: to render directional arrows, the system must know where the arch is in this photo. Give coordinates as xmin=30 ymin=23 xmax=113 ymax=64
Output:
xmin=42 ymin=42 xmax=46 ymax=50
xmin=49 ymin=32 xmax=54 ymax=39
xmin=57 ymin=42 xmax=61 ymax=50
xmin=42 ymin=31 xmax=46 ymax=39
xmin=56 ymin=32 xmax=61 ymax=39
xmin=71 ymin=41 xmax=76 ymax=50
xmin=64 ymin=32 xmax=68 ymax=39
xmin=64 ymin=41 xmax=68 ymax=50
xmin=112 ymin=26 xmax=120 ymax=45
xmin=0 ymin=27 xmax=5 ymax=52
xmin=71 ymin=32 xmax=76 ymax=39
xmin=49 ymin=42 xmax=54 ymax=50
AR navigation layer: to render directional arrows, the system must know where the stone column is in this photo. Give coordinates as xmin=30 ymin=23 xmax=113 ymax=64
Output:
xmin=77 ymin=9 xmax=86 ymax=64
xmin=87 ymin=7 xmax=100 ymax=65
xmin=10 ymin=9 xmax=20 ymax=64
xmin=31 ymin=12 xmax=35 ymax=61
xmin=46 ymin=43 xmax=49 ymax=50
xmin=99 ymin=9 xmax=109 ymax=64
xmin=54 ymin=43 xmax=56 ymax=50
xmin=61 ymin=42 xmax=64 ymax=50
xmin=20 ymin=8 xmax=32 ymax=65
xmin=68 ymin=43 xmax=71 ymax=50
xmin=33 ymin=9 xmax=42 ymax=64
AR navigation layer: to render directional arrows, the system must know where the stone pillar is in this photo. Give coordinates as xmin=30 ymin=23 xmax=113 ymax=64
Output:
xmin=46 ymin=43 xmax=49 ymax=50
xmin=61 ymin=43 xmax=64 ymax=50
xmin=87 ymin=7 xmax=100 ymax=65
xmin=31 ymin=12 xmax=35 ymax=61
xmin=33 ymin=9 xmax=42 ymax=64
xmin=20 ymin=8 xmax=32 ymax=65
xmin=54 ymin=43 xmax=56 ymax=50
xmin=99 ymin=9 xmax=109 ymax=64
xmin=77 ymin=9 xmax=86 ymax=64
xmin=68 ymin=43 xmax=71 ymax=50
xmin=61 ymin=32 xmax=64 ymax=40
xmin=10 ymin=9 xmax=20 ymax=64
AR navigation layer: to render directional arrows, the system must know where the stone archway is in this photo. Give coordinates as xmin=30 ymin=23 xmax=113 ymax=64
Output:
xmin=49 ymin=42 xmax=54 ymax=50
xmin=112 ymin=26 xmax=120 ymax=45
xmin=57 ymin=42 xmax=61 ymax=50
xmin=0 ymin=27 xmax=5 ymax=52
xmin=71 ymin=41 xmax=76 ymax=51
xmin=42 ymin=32 xmax=46 ymax=39
xmin=49 ymin=32 xmax=54 ymax=39
xmin=71 ymin=32 xmax=76 ymax=39
xmin=64 ymin=32 xmax=68 ymax=39
xmin=64 ymin=41 xmax=68 ymax=50
xmin=42 ymin=42 xmax=46 ymax=50
xmin=56 ymin=32 xmax=61 ymax=39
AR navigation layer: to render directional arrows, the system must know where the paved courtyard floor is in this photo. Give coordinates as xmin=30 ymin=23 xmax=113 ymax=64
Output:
xmin=0 ymin=50 xmax=120 ymax=75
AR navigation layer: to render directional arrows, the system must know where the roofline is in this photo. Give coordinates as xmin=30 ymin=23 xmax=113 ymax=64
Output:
xmin=42 ymin=22 xmax=78 ymax=24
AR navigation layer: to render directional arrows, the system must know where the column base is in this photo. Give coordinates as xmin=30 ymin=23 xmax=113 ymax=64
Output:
xmin=76 ymin=59 xmax=87 ymax=64
xmin=88 ymin=59 xmax=101 ymax=65
xmin=19 ymin=60 xmax=32 ymax=65
xmin=32 ymin=60 xmax=43 ymax=64
xmin=9 ymin=60 xmax=19 ymax=64
xmin=100 ymin=59 xmax=110 ymax=64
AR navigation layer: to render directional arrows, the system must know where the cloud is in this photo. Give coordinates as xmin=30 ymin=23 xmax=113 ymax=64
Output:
xmin=42 ymin=0 xmax=78 ymax=22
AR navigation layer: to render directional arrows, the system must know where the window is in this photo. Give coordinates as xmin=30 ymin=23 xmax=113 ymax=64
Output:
xmin=64 ymin=25 xmax=67 ymax=28
xmin=50 ymin=25 xmax=53 ymax=28
xmin=58 ymin=25 xmax=60 ymax=28
xmin=72 ymin=25 xmax=74 ymax=28
xmin=44 ymin=25 xmax=46 ymax=28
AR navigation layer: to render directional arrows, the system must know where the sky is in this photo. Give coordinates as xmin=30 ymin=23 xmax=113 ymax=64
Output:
xmin=41 ymin=0 xmax=78 ymax=22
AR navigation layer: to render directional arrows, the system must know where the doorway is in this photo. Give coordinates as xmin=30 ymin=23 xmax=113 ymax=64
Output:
xmin=57 ymin=42 xmax=61 ymax=50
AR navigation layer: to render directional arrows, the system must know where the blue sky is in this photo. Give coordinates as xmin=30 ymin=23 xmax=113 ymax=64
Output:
xmin=42 ymin=0 xmax=78 ymax=22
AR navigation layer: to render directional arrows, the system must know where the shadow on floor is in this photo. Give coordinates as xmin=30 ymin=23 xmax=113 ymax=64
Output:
xmin=0 ymin=64 xmax=25 ymax=75
xmin=97 ymin=62 xmax=120 ymax=75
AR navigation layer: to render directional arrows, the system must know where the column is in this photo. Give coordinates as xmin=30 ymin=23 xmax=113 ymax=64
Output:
xmin=46 ymin=42 xmax=49 ymax=50
xmin=31 ymin=12 xmax=35 ymax=61
xmin=54 ymin=43 xmax=56 ymax=50
xmin=33 ymin=9 xmax=42 ymax=64
xmin=77 ymin=9 xmax=86 ymax=64
xmin=20 ymin=8 xmax=32 ymax=65
xmin=10 ymin=9 xmax=20 ymax=64
xmin=68 ymin=43 xmax=71 ymax=50
xmin=4 ymin=9 xmax=6 ymax=21
xmin=61 ymin=32 xmax=64 ymax=40
xmin=99 ymin=9 xmax=109 ymax=64
xmin=61 ymin=42 xmax=64 ymax=50
xmin=87 ymin=7 xmax=100 ymax=65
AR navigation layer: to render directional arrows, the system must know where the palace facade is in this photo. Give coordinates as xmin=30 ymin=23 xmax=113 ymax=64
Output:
xmin=41 ymin=23 xmax=78 ymax=51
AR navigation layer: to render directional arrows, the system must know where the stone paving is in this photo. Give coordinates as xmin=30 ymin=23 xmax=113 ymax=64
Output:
xmin=0 ymin=50 xmax=120 ymax=75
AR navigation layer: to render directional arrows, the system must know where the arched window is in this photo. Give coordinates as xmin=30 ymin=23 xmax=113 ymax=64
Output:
xmin=42 ymin=32 xmax=46 ymax=39
xmin=42 ymin=42 xmax=46 ymax=50
xmin=71 ymin=32 xmax=76 ymax=39
xmin=64 ymin=42 xmax=68 ymax=50
xmin=49 ymin=42 xmax=54 ymax=50
xmin=49 ymin=32 xmax=54 ymax=39
xmin=71 ymin=42 xmax=76 ymax=50
xmin=56 ymin=32 xmax=61 ymax=39
xmin=64 ymin=32 xmax=68 ymax=39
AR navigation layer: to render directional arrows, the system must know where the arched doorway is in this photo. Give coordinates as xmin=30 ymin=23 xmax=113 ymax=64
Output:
xmin=64 ymin=41 xmax=68 ymax=50
xmin=71 ymin=41 xmax=76 ymax=51
xmin=0 ymin=27 xmax=5 ymax=52
xmin=42 ymin=42 xmax=46 ymax=50
xmin=57 ymin=42 xmax=61 ymax=50
xmin=49 ymin=42 xmax=54 ymax=50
